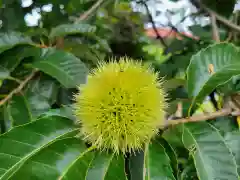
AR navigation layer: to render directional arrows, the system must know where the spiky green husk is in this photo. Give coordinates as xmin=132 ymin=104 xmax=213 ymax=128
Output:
xmin=74 ymin=57 xmax=167 ymax=154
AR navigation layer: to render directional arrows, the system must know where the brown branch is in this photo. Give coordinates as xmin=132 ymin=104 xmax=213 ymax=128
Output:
xmin=167 ymin=107 xmax=232 ymax=127
xmin=0 ymin=70 xmax=38 ymax=107
xmin=77 ymin=0 xmax=104 ymax=22
xmin=210 ymin=12 xmax=220 ymax=42
xmin=198 ymin=3 xmax=240 ymax=33
xmin=140 ymin=1 xmax=168 ymax=48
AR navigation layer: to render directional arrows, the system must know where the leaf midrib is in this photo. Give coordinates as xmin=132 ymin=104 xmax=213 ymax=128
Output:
xmin=34 ymin=60 xmax=74 ymax=84
xmin=183 ymin=125 xmax=209 ymax=180
xmin=191 ymin=63 xmax=240 ymax=105
xmin=208 ymin=124 xmax=239 ymax=177
xmin=58 ymin=145 xmax=96 ymax=180
xmin=0 ymin=128 xmax=78 ymax=180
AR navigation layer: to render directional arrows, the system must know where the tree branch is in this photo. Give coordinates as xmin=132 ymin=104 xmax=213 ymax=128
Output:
xmin=139 ymin=1 xmax=168 ymax=48
xmin=195 ymin=2 xmax=240 ymax=33
xmin=166 ymin=107 xmax=233 ymax=127
xmin=76 ymin=0 xmax=104 ymax=22
xmin=0 ymin=70 xmax=38 ymax=107
xmin=210 ymin=12 xmax=220 ymax=42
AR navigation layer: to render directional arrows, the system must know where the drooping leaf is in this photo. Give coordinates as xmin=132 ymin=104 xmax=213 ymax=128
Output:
xmin=7 ymin=95 xmax=32 ymax=126
xmin=86 ymin=152 xmax=127 ymax=180
xmin=1 ymin=104 xmax=13 ymax=133
xmin=32 ymin=48 xmax=88 ymax=88
xmin=187 ymin=43 xmax=240 ymax=105
xmin=145 ymin=141 xmax=176 ymax=180
xmin=182 ymin=122 xmax=239 ymax=180
xmin=129 ymin=150 xmax=144 ymax=180
xmin=0 ymin=66 xmax=9 ymax=80
xmin=225 ymin=131 xmax=240 ymax=174
xmin=9 ymin=138 xmax=94 ymax=180
xmin=26 ymin=75 xmax=59 ymax=105
xmin=0 ymin=116 xmax=77 ymax=179
xmin=129 ymin=141 xmax=176 ymax=180
xmin=24 ymin=76 xmax=59 ymax=118
xmin=49 ymin=23 xmax=96 ymax=39
xmin=0 ymin=46 xmax=41 ymax=72
xmin=0 ymin=32 xmax=32 ymax=54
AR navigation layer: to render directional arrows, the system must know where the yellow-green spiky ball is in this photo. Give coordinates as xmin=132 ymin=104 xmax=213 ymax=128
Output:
xmin=74 ymin=57 xmax=167 ymax=154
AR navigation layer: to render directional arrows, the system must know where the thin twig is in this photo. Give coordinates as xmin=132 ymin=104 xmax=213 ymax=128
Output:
xmin=140 ymin=1 xmax=168 ymax=48
xmin=77 ymin=0 xmax=104 ymax=22
xmin=210 ymin=12 xmax=220 ymax=42
xmin=198 ymin=3 xmax=240 ymax=33
xmin=167 ymin=107 xmax=232 ymax=126
xmin=0 ymin=70 xmax=38 ymax=107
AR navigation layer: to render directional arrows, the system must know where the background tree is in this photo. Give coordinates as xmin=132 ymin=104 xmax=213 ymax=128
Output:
xmin=0 ymin=0 xmax=239 ymax=179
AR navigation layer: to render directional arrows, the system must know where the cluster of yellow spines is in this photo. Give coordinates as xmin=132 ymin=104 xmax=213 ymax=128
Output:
xmin=74 ymin=57 xmax=167 ymax=154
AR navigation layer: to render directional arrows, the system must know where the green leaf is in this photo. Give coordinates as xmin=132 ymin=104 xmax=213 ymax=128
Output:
xmin=32 ymin=48 xmax=88 ymax=88
xmin=163 ymin=78 xmax=186 ymax=91
xmin=187 ymin=43 xmax=240 ymax=105
xmin=7 ymin=95 xmax=32 ymax=126
xmin=49 ymin=23 xmax=96 ymax=39
xmin=0 ymin=66 xmax=9 ymax=80
xmin=225 ymin=131 xmax=240 ymax=174
xmin=0 ymin=116 xmax=77 ymax=179
xmin=0 ymin=32 xmax=32 ymax=54
xmin=1 ymin=104 xmax=13 ymax=133
xmin=145 ymin=141 xmax=176 ymax=180
xmin=210 ymin=117 xmax=238 ymax=135
xmin=182 ymin=122 xmax=239 ymax=180
xmin=162 ymin=125 xmax=184 ymax=148
xmin=24 ymin=76 xmax=59 ymax=118
xmin=9 ymin=138 xmax=94 ymax=180
xmin=0 ymin=46 xmax=41 ymax=72
xmin=40 ymin=105 xmax=76 ymax=122
xmin=129 ymin=150 xmax=144 ymax=180
xmin=0 ymin=66 xmax=9 ymax=87
xmin=86 ymin=152 xmax=127 ymax=180
xmin=129 ymin=141 xmax=176 ymax=180
xmin=63 ymin=40 xmax=104 ymax=65
xmin=26 ymin=75 xmax=59 ymax=105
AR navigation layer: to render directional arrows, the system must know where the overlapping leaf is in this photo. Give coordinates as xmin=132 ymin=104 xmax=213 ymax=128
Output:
xmin=129 ymin=141 xmax=176 ymax=180
xmin=225 ymin=131 xmax=240 ymax=174
xmin=6 ymin=95 xmax=32 ymax=126
xmin=23 ymin=76 xmax=59 ymax=118
xmin=0 ymin=116 xmax=77 ymax=179
xmin=32 ymin=48 xmax=88 ymax=88
xmin=187 ymin=43 xmax=240 ymax=105
xmin=49 ymin=23 xmax=96 ymax=39
xmin=0 ymin=46 xmax=41 ymax=72
xmin=182 ymin=122 xmax=239 ymax=180
xmin=0 ymin=116 xmax=128 ymax=179
xmin=0 ymin=32 xmax=32 ymax=54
